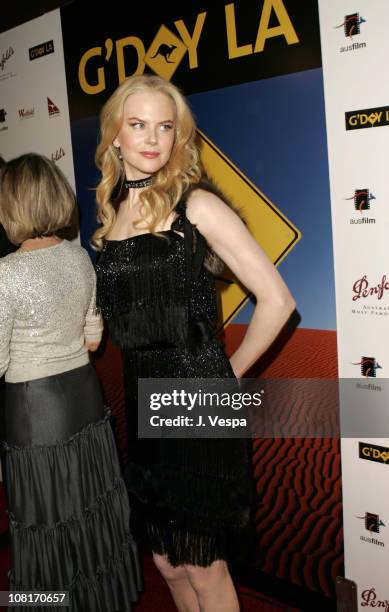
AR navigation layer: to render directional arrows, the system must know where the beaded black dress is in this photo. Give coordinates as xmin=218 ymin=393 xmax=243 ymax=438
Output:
xmin=96 ymin=195 xmax=253 ymax=567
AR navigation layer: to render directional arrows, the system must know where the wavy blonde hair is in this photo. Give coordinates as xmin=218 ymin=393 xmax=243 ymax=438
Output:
xmin=92 ymin=75 xmax=202 ymax=249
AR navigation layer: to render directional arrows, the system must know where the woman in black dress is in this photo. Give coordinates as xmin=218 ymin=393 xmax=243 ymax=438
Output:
xmin=94 ymin=75 xmax=295 ymax=611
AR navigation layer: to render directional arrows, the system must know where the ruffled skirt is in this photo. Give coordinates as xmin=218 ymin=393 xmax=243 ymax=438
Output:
xmin=4 ymin=364 xmax=141 ymax=611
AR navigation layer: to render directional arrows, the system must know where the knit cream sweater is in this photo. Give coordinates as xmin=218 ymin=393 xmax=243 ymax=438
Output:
xmin=0 ymin=240 xmax=103 ymax=383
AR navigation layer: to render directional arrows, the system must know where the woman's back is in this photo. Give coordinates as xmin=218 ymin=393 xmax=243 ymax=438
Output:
xmin=0 ymin=240 xmax=98 ymax=383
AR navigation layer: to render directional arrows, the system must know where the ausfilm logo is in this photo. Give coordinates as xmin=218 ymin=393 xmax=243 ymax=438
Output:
xmin=335 ymin=13 xmax=366 ymax=53
xmin=356 ymin=512 xmax=385 ymax=548
xmin=359 ymin=442 xmax=389 ymax=465
xmin=352 ymin=357 xmax=382 ymax=378
xmin=47 ymin=97 xmax=60 ymax=118
xmin=0 ymin=108 xmax=8 ymax=132
xmin=345 ymin=189 xmax=376 ymax=225
xmin=345 ymin=106 xmax=389 ymax=131
xmin=360 ymin=588 xmax=389 ymax=611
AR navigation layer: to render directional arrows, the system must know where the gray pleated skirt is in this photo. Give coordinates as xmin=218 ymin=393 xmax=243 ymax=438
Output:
xmin=4 ymin=364 xmax=141 ymax=611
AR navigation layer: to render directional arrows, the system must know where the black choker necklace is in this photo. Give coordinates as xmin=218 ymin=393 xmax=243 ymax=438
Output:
xmin=125 ymin=176 xmax=153 ymax=189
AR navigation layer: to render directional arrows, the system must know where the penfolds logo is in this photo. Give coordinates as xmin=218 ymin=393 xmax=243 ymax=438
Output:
xmin=51 ymin=147 xmax=65 ymax=163
xmin=0 ymin=46 xmax=14 ymax=71
xmin=361 ymin=587 xmax=389 ymax=611
xmin=352 ymin=275 xmax=389 ymax=301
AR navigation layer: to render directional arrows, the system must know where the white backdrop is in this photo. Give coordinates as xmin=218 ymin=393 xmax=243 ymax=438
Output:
xmin=0 ymin=9 xmax=75 ymax=190
xmin=319 ymin=1 xmax=389 ymax=609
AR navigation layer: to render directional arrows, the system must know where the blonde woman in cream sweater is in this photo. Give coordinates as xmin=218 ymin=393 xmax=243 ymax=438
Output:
xmin=0 ymin=153 xmax=140 ymax=611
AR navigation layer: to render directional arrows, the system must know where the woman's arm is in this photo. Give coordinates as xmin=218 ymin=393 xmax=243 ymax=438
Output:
xmin=0 ymin=265 xmax=13 ymax=376
xmin=84 ymin=278 xmax=104 ymax=352
xmin=187 ymin=189 xmax=296 ymax=378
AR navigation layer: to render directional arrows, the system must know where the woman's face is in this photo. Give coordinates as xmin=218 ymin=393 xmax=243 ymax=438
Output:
xmin=113 ymin=90 xmax=176 ymax=180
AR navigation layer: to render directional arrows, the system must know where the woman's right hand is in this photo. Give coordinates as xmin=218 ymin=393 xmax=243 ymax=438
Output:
xmin=86 ymin=340 xmax=100 ymax=352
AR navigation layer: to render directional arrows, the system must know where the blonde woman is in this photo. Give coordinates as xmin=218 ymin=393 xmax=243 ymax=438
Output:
xmin=0 ymin=154 xmax=140 ymax=611
xmin=0 ymin=154 xmax=15 ymax=486
xmin=95 ymin=75 xmax=295 ymax=612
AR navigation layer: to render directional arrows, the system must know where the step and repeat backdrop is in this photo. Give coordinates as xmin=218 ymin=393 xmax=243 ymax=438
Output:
xmin=319 ymin=1 xmax=389 ymax=609
xmin=2 ymin=0 xmax=387 ymax=606
xmin=0 ymin=10 xmax=75 ymax=192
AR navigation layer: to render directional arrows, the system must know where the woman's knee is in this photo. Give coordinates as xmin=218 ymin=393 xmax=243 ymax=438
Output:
xmin=153 ymin=553 xmax=187 ymax=582
xmin=185 ymin=560 xmax=229 ymax=593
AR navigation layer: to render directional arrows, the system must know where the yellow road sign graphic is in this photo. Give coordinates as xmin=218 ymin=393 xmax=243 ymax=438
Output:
xmin=145 ymin=25 xmax=187 ymax=80
xmin=198 ymin=129 xmax=301 ymax=328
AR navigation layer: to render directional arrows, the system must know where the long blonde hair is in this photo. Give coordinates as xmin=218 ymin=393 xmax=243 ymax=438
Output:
xmin=92 ymin=75 xmax=202 ymax=249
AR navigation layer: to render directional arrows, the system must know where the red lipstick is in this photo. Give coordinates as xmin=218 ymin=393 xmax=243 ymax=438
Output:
xmin=141 ymin=151 xmax=159 ymax=159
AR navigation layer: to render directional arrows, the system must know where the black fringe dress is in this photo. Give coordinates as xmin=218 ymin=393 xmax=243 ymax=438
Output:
xmin=96 ymin=199 xmax=253 ymax=567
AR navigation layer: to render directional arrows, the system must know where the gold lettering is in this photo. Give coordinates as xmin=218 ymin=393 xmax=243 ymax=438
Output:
xmin=116 ymin=36 xmax=145 ymax=83
xmin=349 ymin=114 xmax=358 ymax=126
xmin=78 ymin=47 xmax=106 ymax=95
xmin=362 ymin=446 xmax=370 ymax=457
xmin=254 ymin=0 xmax=299 ymax=53
xmin=32 ymin=46 xmax=45 ymax=58
xmin=174 ymin=12 xmax=207 ymax=69
xmin=225 ymin=3 xmax=253 ymax=59
xmin=105 ymin=38 xmax=113 ymax=61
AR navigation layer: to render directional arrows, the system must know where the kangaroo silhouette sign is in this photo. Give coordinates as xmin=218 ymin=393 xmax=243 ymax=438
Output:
xmin=145 ymin=25 xmax=187 ymax=80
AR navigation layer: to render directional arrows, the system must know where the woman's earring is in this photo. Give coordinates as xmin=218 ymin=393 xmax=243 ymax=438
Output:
xmin=114 ymin=145 xmax=123 ymax=160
